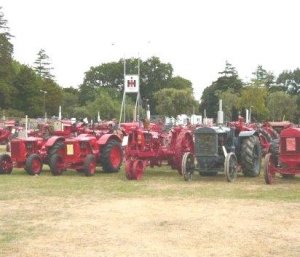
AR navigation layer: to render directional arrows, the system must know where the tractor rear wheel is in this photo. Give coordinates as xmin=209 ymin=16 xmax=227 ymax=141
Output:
xmin=49 ymin=154 xmax=64 ymax=176
xmin=25 ymin=154 xmax=43 ymax=175
xmin=84 ymin=154 xmax=96 ymax=176
xmin=241 ymin=136 xmax=262 ymax=177
xmin=0 ymin=154 xmax=13 ymax=174
xmin=224 ymin=152 xmax=237 ymax=182
xmin=270 ymin=139 xmax=279 ymax=166
xmin=182 ymin=152 xmax=195 ymax=181
xmin=264 ymin=153 xmax=275 ymax=184
xmin=48 ymin=140 xmax=64 ymax=162
xmin=101 ymin=140 xmax=123 ymax=173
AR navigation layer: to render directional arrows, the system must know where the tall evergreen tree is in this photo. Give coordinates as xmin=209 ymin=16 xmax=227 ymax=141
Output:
xmin=0 ymin=7 xmax=14 ymax=109
xmin=33 ymin=49 xmax=54 ymax=80
xmin=200 ymin=61 xmax=243 ymax=118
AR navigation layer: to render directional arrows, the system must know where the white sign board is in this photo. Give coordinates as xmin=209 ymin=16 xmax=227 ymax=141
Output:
xmin=125 ymin=75 xmax=139 ymax=93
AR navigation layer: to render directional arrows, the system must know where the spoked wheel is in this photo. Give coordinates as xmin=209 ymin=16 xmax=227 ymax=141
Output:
xmin=264 ymin=153 xmax=275 ymax=184
xmin=0 ymin=154 xmax=13 ymax=174
xmin=83 ymin=154 xmax=96 ymax=176
xmin=131 ymin=160 xmax=145 ymax=180
xmin=25 ymin=154 xmax=43 ymax=175
xmin=174 ymin=130 xmax=194 ymax=175
xmin=224 ymin=152 xmax=237 ymax=182
xmin=49 ymin=154 xmax=65 ymax=176
xmin=182 ymin=152 xmax=195 ymax=181
xmin=125 ymin=160 xmax=134 ymax=180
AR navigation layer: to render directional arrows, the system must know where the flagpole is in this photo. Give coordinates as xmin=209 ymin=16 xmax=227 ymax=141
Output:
xmin=137 ymin=55 xmax=140 ymax=126
xmin=119 ymin=57 xmax=126 ymax=125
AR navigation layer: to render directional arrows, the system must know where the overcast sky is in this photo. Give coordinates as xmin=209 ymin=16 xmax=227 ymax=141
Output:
xmin=2 ymin=0 xmax=300 ymax=100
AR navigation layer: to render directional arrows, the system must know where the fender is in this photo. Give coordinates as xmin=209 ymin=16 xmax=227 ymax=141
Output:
xmin=97 ymin=134 xmax=121 ymax=145
xmin=45 ymin=136 xmax=65 ymax=147
xmin=238 ymin=130 xmax=258 ymax=138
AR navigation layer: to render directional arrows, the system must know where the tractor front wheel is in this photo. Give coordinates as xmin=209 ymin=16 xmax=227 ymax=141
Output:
xmin=174 ymin=130 xmax=194 ymax=175
xmin=84 ymin=154 xmax=96 ymax=176
xmin=264 ymin=153 xmax=275 ymax=184
xmin=224 ymin=152 xmax=237 ymax=182
xmin=131 ymin=160 xmax=144 ymax=180
xmin=0 ymin=154 xmax=13 ymax=174
xmin=101 ymin=140 xmax=123 ymax=173
xmin=49 ymin=154 xmax=64 ymax=176
xmin=182 ymin=152 xmax=195 ymax=181
xmin=25 ymin=154 xmax=43 ymax=175
xmin=241 ymin=136 xmax=262 ymax=177
xmin=125 ymin=160 xmax=134 ymax=180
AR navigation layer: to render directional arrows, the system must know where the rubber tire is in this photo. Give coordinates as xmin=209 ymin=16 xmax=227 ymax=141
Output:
xmin=270 ymin=139 xmax=279 ymax=166
xmin=0 ymin=154 xmax=13 ymax=174
xmin=224 ymin=152 xmax=237 ymax=182
xmin=83 ymin=154 xmax=96 ymax=176
xmin=49 ymin=140 xmax=64 ymax=157
xmin=25 ymin=154 xmax=43 ymax=175
xmin=100 ymin=140 xmax=123 ymax=173
xmin=241 ymin=136 xmax=262 ymax=177
xmin=264 ymin=153 xmax=274 ymax=184
xmin=49 ymin=153 xmax=64 ymax=176
xmin=258 ymin=128 xmax=272 ymax=144
xmin=182 ymin=152 xmax=195 ymax=181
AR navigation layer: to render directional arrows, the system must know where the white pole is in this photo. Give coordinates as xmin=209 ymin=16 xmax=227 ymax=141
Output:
xmin=137 ymin=56 xmax=140 ymax=124
xmin=25 ymin=115 xmax=28 ymax=138
xmin=58 ymin=105 xmax=62 ymax=120
xmin=119 ymin=57 xmax=126 ymax=125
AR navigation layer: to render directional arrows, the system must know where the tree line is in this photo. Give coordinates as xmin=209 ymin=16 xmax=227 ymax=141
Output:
xmin=200 ymin=62 xmax=300 ymax=123
xmin=0 ymin=7 xmax=299 ymax=122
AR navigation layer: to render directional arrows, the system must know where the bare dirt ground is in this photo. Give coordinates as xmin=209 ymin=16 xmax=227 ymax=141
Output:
xmin=1 ymin=196 xmax=299 ymax=257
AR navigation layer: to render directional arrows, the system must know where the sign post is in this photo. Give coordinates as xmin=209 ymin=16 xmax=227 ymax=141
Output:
xmin=119 ymin=58 xmax=141 ymax=125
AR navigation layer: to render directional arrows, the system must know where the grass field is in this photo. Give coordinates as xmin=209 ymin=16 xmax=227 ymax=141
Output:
xmin=0 ymin=163 xmax=299 ymax=257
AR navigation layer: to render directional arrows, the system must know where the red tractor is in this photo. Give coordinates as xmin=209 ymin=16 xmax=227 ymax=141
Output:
xmin=48 ymin=133 xmax=123 ymax=176
xmin=264 ymin=126 xmax=300 ymax=184
xmin=228 ymin=117 xmax=279 ymax=156
xmin=0 ymin=135 xmax=65 ymax=175
xmin=124 ymin=124 xmax=194 ymax=180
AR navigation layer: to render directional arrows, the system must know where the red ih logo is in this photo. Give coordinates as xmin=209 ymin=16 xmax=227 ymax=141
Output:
xmin=127 ymin=77 xmax=136 ymax=87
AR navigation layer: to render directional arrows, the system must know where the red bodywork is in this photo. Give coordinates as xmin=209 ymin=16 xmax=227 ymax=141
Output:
xmin=49 ymin=133 xmax=123 ymax=175
xmin=264 ymin=127 xmax=300 ymax=184
xmin=277 ymin=127 xmax=300 ymax=174
xmin=124 ymin=125 xmax=194 ymax=180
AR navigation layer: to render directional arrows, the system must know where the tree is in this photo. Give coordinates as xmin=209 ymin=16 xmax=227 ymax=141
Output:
xmin=238 ymin=86 xmax=268 ymax=121
xmin=277 ymin=68 xmax=300 ymax=94
xmin=0 ymin=7 xmax=14 ymax=109
xmin=12 ymin=63 xmax=43 ymax=116
xmin=251 ymin=65 xmax=275 ymax=88
xmin=85 ymin=88 xmax=134 ymax=121
xmin=200 ymin=61 xmax=243 ymax=118
xmin=79 ymin=56 xmax=175 ymax=115
xmin=153 ymin=88 xmax=197 ymax=117
xmin=166 ymin=76 xmax=193 ymax=92
xmin=33 ymin=49 xmax=54 ymax=80
xmin=266 ymin=91 xmax=297 ymax=121
xmin=215 ymin=89 xmax=239 ymax=121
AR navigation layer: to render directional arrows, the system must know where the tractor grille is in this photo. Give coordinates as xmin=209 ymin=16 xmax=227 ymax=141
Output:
xmin=195 ymin=133 xmax=217 ymax=156
xmin=281 ymin=137 xmax=300 ymax=154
